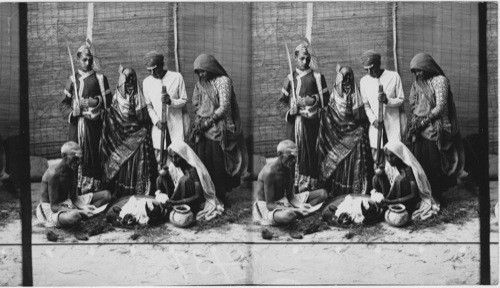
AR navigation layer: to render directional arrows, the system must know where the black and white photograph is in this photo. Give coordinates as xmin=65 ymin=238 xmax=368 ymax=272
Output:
xmin=0 ymin=1 xmax=498 ymax=285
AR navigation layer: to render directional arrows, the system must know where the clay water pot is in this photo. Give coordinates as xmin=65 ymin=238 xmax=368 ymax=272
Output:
xmin=385 ymin=203 xmax=409 ymax=227
xmin=169 ymin=204 xmax=194 ymax=228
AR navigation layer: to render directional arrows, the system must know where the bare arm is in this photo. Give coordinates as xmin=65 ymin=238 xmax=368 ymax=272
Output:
xmin=263 ymin=170 xmax=279 ymax=211
xmin=384 ymin=181 xmax=417 ymax=204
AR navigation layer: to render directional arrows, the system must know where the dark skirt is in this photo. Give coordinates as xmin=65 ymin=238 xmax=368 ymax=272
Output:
xmin=411 ymin=136 xmax=456 ymax=198
xmin=317 ymin=105 xmax=374 ymax=197
xmin=110 ymin=138 xmax=156 ymax=197
xmin=195 ymin=137 xmax=239 ymax=203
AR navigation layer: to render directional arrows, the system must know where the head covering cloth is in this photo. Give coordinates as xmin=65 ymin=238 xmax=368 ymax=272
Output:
xmin=167 ymin=141 xmax=224 ymax=221
xmin=409 ymin=53 xmax=464 ymax=177
xmin=383 ymin=140 xmax=440 ymax=220
xmin=193 ymin=54 xmax=228 ymax=76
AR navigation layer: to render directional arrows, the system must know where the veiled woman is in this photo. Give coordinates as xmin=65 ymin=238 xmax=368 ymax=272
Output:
xmin=100 ymin=66 xmax=157 ymax=197
xmin=317 ymin=65 xmax=374 ymax=196
xmin=407 ymin=53 xmax=464 ymax=202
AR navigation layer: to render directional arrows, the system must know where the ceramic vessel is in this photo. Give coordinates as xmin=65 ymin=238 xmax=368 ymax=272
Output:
xmin=384 ymin=203 xmax=409 ymax=227
xmin=169 ymin=204 xmax=194 ymax=228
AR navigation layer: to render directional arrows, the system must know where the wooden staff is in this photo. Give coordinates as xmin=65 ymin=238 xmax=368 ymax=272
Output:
xmin=160 ymin=85 xmax=168 ymax=165
xmin=376 ymin=84 xmax=384 ymax=168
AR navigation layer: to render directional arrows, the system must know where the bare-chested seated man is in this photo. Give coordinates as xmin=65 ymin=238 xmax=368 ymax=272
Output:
xmin=253 ymin=140 xmax=327 ymax=226
xmin=36 ymin=141 xmax=111 ymax=228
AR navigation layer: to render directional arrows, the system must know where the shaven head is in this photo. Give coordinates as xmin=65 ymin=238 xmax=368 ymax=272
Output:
xmin=277 ymin=139 xmax=297 ymax=156
xmin=61 ymin=141 xmax=82 ymax=158
xmin=277 ymin=140 xmax=297 ymax=169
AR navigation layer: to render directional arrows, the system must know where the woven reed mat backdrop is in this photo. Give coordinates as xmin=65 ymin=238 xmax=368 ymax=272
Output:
xmin=7 ymin=2 xmax=495 ymax=158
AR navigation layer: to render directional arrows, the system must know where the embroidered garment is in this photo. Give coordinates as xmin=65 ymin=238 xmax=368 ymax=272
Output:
xmin=192 ymin=54 xmax=243 ymax=201
xmin=59 ymin=69 xmax=112 ymax=194
xmin=408 ymin=53 xmax=464 ymax=194
xmin=279 ymin=68 xmax=329 ymax=192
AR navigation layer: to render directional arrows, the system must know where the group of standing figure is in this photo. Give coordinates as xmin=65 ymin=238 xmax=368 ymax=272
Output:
xmin=37 ymin=43 xmax=249 ymax=228
xmin=253 ymin=43 xmax=464 ymax=226
xmin=36 ymin=40 xmax=465 ymax=229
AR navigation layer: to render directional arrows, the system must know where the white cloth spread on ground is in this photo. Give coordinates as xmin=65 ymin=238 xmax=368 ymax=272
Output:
xmin=143 ymin=71 xmax=190 ymax=150
xmin=168 ymin=141 xmax=224 ymax=221
xmin=118 ymin=196 xmax=153 ymax=225
xmin=334 ymin=194 xmax=369 ymax=224
xmin=384 ymin=140 xmax=440 ymax=220
xmin=252 ymin=191 xmax=323 ymax=226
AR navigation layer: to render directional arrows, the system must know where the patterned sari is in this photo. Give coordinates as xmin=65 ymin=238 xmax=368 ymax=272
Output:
xmin=317 ymin=66 xmax=374 ymax=196
xmin=100 ymin=67 xmax=156 ymax=197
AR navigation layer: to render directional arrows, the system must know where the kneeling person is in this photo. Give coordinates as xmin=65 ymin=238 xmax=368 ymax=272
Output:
xmin=253 ymin=140 xmax=327 ymax=226
xmin=156 ymin=141 xmax=224 ymax=221
xmin=372 ymin=140 xmax=439 ymax=220
xmin=36 ymin=141 xmax=111 ymax=228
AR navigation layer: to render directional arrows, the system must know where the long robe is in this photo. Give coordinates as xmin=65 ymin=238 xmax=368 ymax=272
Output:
xmin=279 ymin=68 xmax=329 ymax=192
xmin=60 ymin=70 xmax=112 ymax=194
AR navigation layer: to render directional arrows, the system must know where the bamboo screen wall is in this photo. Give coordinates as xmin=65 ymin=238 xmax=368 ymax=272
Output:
xmin=0 ymin=3 xmax=20 ymax=138
xmin=27 ymin=3 xmax=251 ymax=158
xmin=21 ymin=2 xmax=498 ymax=157
xmin=251 ymin=2 xmax=498 ymax=157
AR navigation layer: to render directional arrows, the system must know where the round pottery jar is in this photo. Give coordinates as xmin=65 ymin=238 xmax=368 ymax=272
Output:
xmin=385 ymin=204 xmax=410 ymax=227
xmin=169 ymin=204 xmax=194 ymax=228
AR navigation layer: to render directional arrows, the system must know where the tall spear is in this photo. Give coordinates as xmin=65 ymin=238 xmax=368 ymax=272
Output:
xmin=66 ymin=42 xmax=80 ymax=116
xmin=285 ymin=43 xmax=297 ymax=116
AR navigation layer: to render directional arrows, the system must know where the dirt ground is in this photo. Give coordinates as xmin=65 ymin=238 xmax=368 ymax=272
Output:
xmin=0 ymin=178 xmax=498 ymax=285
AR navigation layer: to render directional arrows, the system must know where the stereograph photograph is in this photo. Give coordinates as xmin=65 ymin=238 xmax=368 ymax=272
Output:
xmin=0 ymin=1 xmax=498 ymax=286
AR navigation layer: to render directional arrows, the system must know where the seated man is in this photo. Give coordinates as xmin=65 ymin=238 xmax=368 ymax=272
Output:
xmin=155 ymin=141 xmax=224 ymax=221
xmin=36 ymin=141 xmax=111 ymax=228
xmin=372 ymin=140 xmax=439 ymax=220
xmin=253 ymin=140 xmax=327 ymax=226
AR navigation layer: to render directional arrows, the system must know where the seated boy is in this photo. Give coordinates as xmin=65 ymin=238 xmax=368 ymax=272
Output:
xmin=253 ymin=140 xmax=327 ymax=226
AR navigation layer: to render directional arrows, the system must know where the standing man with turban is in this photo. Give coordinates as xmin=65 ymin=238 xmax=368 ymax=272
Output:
xmin=59 ymin=44 xmax=112 ymax=194
xmin=359 ymin=50 xmax=407 ymax=164
xmin=191 ymin=54 xmax=243 ymax=204
xmin=142 ymin=51 xmax=190 ymax=166
xmin=407 ymin=53 xmax=464 ymax=203
xmin=279 ymin=42 xmax=329 ymax=193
